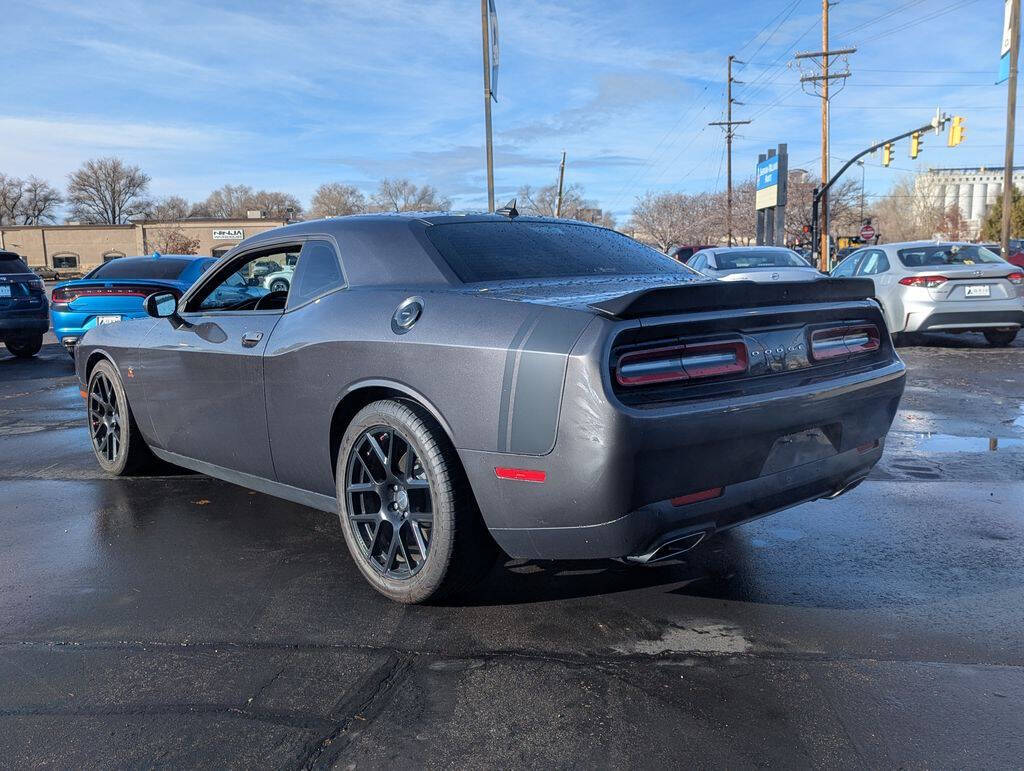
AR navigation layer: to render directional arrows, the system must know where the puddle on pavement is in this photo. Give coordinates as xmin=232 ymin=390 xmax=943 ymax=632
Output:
xmin=912 ymin=433 xmax=1024 ymax=453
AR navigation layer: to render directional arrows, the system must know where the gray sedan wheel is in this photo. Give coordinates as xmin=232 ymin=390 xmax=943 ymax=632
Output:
xmin=336 ymin=399 xmax=494 ymax=603
xmin=270 ymin=278 xmax=289 ymax=293
xmin=87 ymin=360 xmax=153 ymax=475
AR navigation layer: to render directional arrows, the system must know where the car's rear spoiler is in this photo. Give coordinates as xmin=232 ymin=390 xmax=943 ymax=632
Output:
xmin=588 ymin=278 xmax=876 ymax=319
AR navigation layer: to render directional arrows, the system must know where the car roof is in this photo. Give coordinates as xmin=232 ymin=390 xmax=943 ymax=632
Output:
xmin=709 ymin=245 xmax=796 ymax=253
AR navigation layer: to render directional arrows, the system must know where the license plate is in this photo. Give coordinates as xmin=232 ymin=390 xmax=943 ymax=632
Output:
xmin=965 ymin=284 xmax=990 ymax=297
xmin=95 ymin=315 xmax=122 ymax=325
xmin=0 ymin=285 xmax=10 ymax=298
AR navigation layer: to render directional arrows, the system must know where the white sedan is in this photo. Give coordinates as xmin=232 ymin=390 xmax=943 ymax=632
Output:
xmin=687 ymin=246 xmax=824 ymax=283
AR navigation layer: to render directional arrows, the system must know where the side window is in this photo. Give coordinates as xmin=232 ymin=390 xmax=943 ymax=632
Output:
xmin=831 ymin=252 xmax=861 ymax=277
xmin=287 ymin=240 xmax=344 ymax=309
xmin=191 ymin=245 xmax=299 ymax=312
xmin=690 ymin=254 xmax=705 ymax=270
xmin=856 ymin=250 xmax=890 ymax=276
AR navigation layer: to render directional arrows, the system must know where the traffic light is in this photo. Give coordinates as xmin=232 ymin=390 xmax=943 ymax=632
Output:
xmin=882 ymin=143 xmax=893 ymax=167
xmin=910 ymin=132 xmax=921 ymax=159
xmin=948 ymin=116 xmax=966 ymax=147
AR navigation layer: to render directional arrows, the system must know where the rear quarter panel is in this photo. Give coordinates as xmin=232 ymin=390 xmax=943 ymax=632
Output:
xmin=262 ymin=287 xmax=594 ymax=496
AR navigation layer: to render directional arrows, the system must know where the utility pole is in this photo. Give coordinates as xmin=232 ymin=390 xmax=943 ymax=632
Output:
xmin=555 ymin=151 xmax=566 ymax=218
xmin=480 ymin=0 xmax=495 ymax=212
xmin=709 ymin=54 xmax=751 ymax=246
xmin=1002 ymin=0 xmax=1021 ymax=259
xmin=795 ymin=0 xmax=854 ymax=271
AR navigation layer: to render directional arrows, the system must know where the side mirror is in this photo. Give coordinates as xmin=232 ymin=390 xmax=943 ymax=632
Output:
xmin=144 ymin=292 xmax=178 ymax=318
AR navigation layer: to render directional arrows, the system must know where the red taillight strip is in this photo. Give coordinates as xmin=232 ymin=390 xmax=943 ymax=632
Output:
xmin=671 ymin=487 xmax=723 ymax=506
xmin=52 ymin=286 xmax=166 ymax=303
xmin=1007 ymin=272 xmax=1024 ymax=285
xmin=616 ymin=340 xmax=748 ymax=387
xmin=809 ymin=324 xmax=880 ymax=361
xmin=898 ymin=275 xmax=947 ymax=288
xmin=494 ymin=467 xmax=547 ymax=483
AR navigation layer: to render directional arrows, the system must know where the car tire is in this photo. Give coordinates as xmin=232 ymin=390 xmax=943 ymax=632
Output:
xmin=336 ymin=399 xmax=495 ymax=604
xmin=86 ymin=360 xmax=155 ymax=475
xmin=983 ymin=329 xmax=1018 ymax=347
xmin=269 ymin=278 xmax=289 ymax=293
xmin=5 ymin=335 xmax=43 ymax=358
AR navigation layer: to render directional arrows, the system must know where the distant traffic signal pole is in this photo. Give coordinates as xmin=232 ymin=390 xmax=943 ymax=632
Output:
xmin=809 ymin=113 xmax=955 ymax=264
xmin=1001 ymin=0 xmax=1021 ymax=260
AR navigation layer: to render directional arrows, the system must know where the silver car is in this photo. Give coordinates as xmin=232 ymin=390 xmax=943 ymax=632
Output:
xmin=832 ymin=241 xmax=1024 ymax=346
xmin=687 ymin=246 xmax=823 ymax=282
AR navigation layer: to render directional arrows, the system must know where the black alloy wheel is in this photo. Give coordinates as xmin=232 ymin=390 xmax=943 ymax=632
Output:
xmin=89 ymin=369 xmax=122 ymax=464
xmin=345 ymin=426 xmax=434 ymax=579
xmin=86 ymin=360 xmax=154 ymax=475
xmin=336 ymin=399 xmax=495 ymax=603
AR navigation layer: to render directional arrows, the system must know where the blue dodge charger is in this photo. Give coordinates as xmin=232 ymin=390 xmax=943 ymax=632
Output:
xmin=51 ymin=254 xmax=217 ymax=354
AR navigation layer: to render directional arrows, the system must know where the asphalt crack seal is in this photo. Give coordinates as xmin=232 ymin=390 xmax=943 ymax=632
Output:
xmin=301 ymin=650 xmax=415 ymax=769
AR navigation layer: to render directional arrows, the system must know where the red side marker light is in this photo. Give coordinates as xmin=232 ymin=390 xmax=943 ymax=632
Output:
xmin=494 ymin=467 xmax=547 ymax=483
xmin=671 ymin=486 xmax=723 ymax=507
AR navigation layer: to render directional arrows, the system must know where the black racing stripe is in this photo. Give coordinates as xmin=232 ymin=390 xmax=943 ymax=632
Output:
xmin=497 ymin=312 xmax=540 ymax=452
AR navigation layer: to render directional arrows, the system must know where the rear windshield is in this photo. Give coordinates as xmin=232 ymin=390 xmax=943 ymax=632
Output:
xmin=715 ymin=250 xmax=807 ymax=269
xmin=0 ymin=255 xmax=30 ymax=275
xmin=897 ymin=244 xmax=1003 ymax=267
xmin=90 ymin=257 xmax=193 ymax=280
xmin=425 ymin=221 xmax=690 ymax=283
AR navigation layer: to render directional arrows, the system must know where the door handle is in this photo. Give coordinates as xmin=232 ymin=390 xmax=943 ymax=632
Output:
xmin=241 ymin=331 xmax=264 ymax=347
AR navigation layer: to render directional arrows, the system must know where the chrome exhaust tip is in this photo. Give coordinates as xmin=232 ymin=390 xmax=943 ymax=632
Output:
xmin=627 ymin=531 xmax=707 ymax=565
xmin=822 ymin=475 xmax=867 ymax=500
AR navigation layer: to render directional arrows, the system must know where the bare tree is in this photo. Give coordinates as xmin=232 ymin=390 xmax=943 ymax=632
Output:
xmin=869 ymin=175 xmax=944 ymax=243
xmin=785 ymin=173 xmax=862 ymax=244
xmin=517 ymin=182 xmax=615 ymax=227
xmin=66 ymin=157 xmax=151 ymax=224
xmin=248 ymin=190 xmax=303 ymax=220
xmin=145 ymin=226 xmax=200 ymax=255
xmin=369 ymin=179 xmax=451 ymax=212
xmin=628 ymin=192 xmax=692 ymax=252
xmin=0 ymin=174 xmax=64 ymax=225
xmin=198 ymin=184 xmax=302 ymax=220
xmin=309 ymin=183 xmax=367 ymax=218
xmin=0 ymin=174 xmax=26 ymax=224
xmin=150 ymin=195 xmax=191 ymax=221
xmin=19 ymin=177 xmax=63 ymax=225
xmin=937 ymin=204 xmax=969 ymax=241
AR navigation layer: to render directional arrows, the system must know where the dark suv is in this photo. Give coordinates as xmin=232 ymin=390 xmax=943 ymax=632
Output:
xmin=0 ymin=250 xmax=49 ymax=358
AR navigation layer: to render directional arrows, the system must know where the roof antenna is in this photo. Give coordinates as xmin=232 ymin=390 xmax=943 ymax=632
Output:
xmin=495 ymin=198 xmax=518 ymax=219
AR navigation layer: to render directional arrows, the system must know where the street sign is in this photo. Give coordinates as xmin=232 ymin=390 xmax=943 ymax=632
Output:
xmin=999 ymin=0 xmax=1014 ymax=83
xmin=755 ymin=156 xmax=779 ymax=210
xmin=860 ymin=224 xmax=876 ymax=241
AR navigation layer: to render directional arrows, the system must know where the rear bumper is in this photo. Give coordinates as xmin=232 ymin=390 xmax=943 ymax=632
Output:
xmin=483 ymin=442 xmax=881 ymax=560
xmin=914 ymin=308 xmax=1024 ymax=332
xmin=0 ymin=315 xmax=49 ymax=338
xmin=462 ymin=356 xmax=906 ymax=560
xmin=51 ymin=310 xmax=146 ymax=342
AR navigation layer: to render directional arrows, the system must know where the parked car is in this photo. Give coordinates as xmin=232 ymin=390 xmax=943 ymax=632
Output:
xmin=0 ymin=250 xmax=49 ymax=358
xmin=686 ymin=246 xmax=824 ymax=282
xmin=31 ymin=265 xmax=63 ymax=281
xmin=668 ymin=244 xmax=713 ymax=263
xmin=261 ymin=252 xmax=299 ymax=293
xmin=51 ymin=254 xmax=217 ymax=355
xmin=831 ymin=241 xmax=1024 ymax=346
xmin=981 ymin=241 xmax=1024 ymax=268
xmin=74 ymin=214 xmax=904 ymax=603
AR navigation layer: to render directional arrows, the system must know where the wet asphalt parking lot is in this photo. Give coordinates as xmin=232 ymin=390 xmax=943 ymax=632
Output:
xmin=1 ymin=329 xmax=1023 ymax=768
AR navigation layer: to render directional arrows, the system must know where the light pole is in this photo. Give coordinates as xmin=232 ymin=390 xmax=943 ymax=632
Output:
xmin=857 ymin=160 xmax=865 ymax=223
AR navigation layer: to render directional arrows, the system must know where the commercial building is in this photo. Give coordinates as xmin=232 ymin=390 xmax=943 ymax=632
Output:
xmin=914 ymin=166 xmax=1024 ymax=238
xmin=0 ymin=216 xmax=286 ymax=273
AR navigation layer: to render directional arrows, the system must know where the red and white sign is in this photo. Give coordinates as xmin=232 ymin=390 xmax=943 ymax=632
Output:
xmin=860 ymin=224 xmax=876 ymax=241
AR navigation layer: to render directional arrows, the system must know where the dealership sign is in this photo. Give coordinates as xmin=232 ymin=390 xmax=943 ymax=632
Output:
xmin=212 ymin=228 xmax=244 ymax=240
xmin=755 ymin=156 xmax=779 ymax=210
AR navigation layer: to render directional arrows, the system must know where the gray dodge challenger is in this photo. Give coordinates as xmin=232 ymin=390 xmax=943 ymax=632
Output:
xmin=75 ymin=213 xmax=906 ymax=602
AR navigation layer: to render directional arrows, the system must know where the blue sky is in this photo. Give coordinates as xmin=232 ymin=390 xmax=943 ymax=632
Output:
xmin=0 ymin=0 xmax=1015 ymax=221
